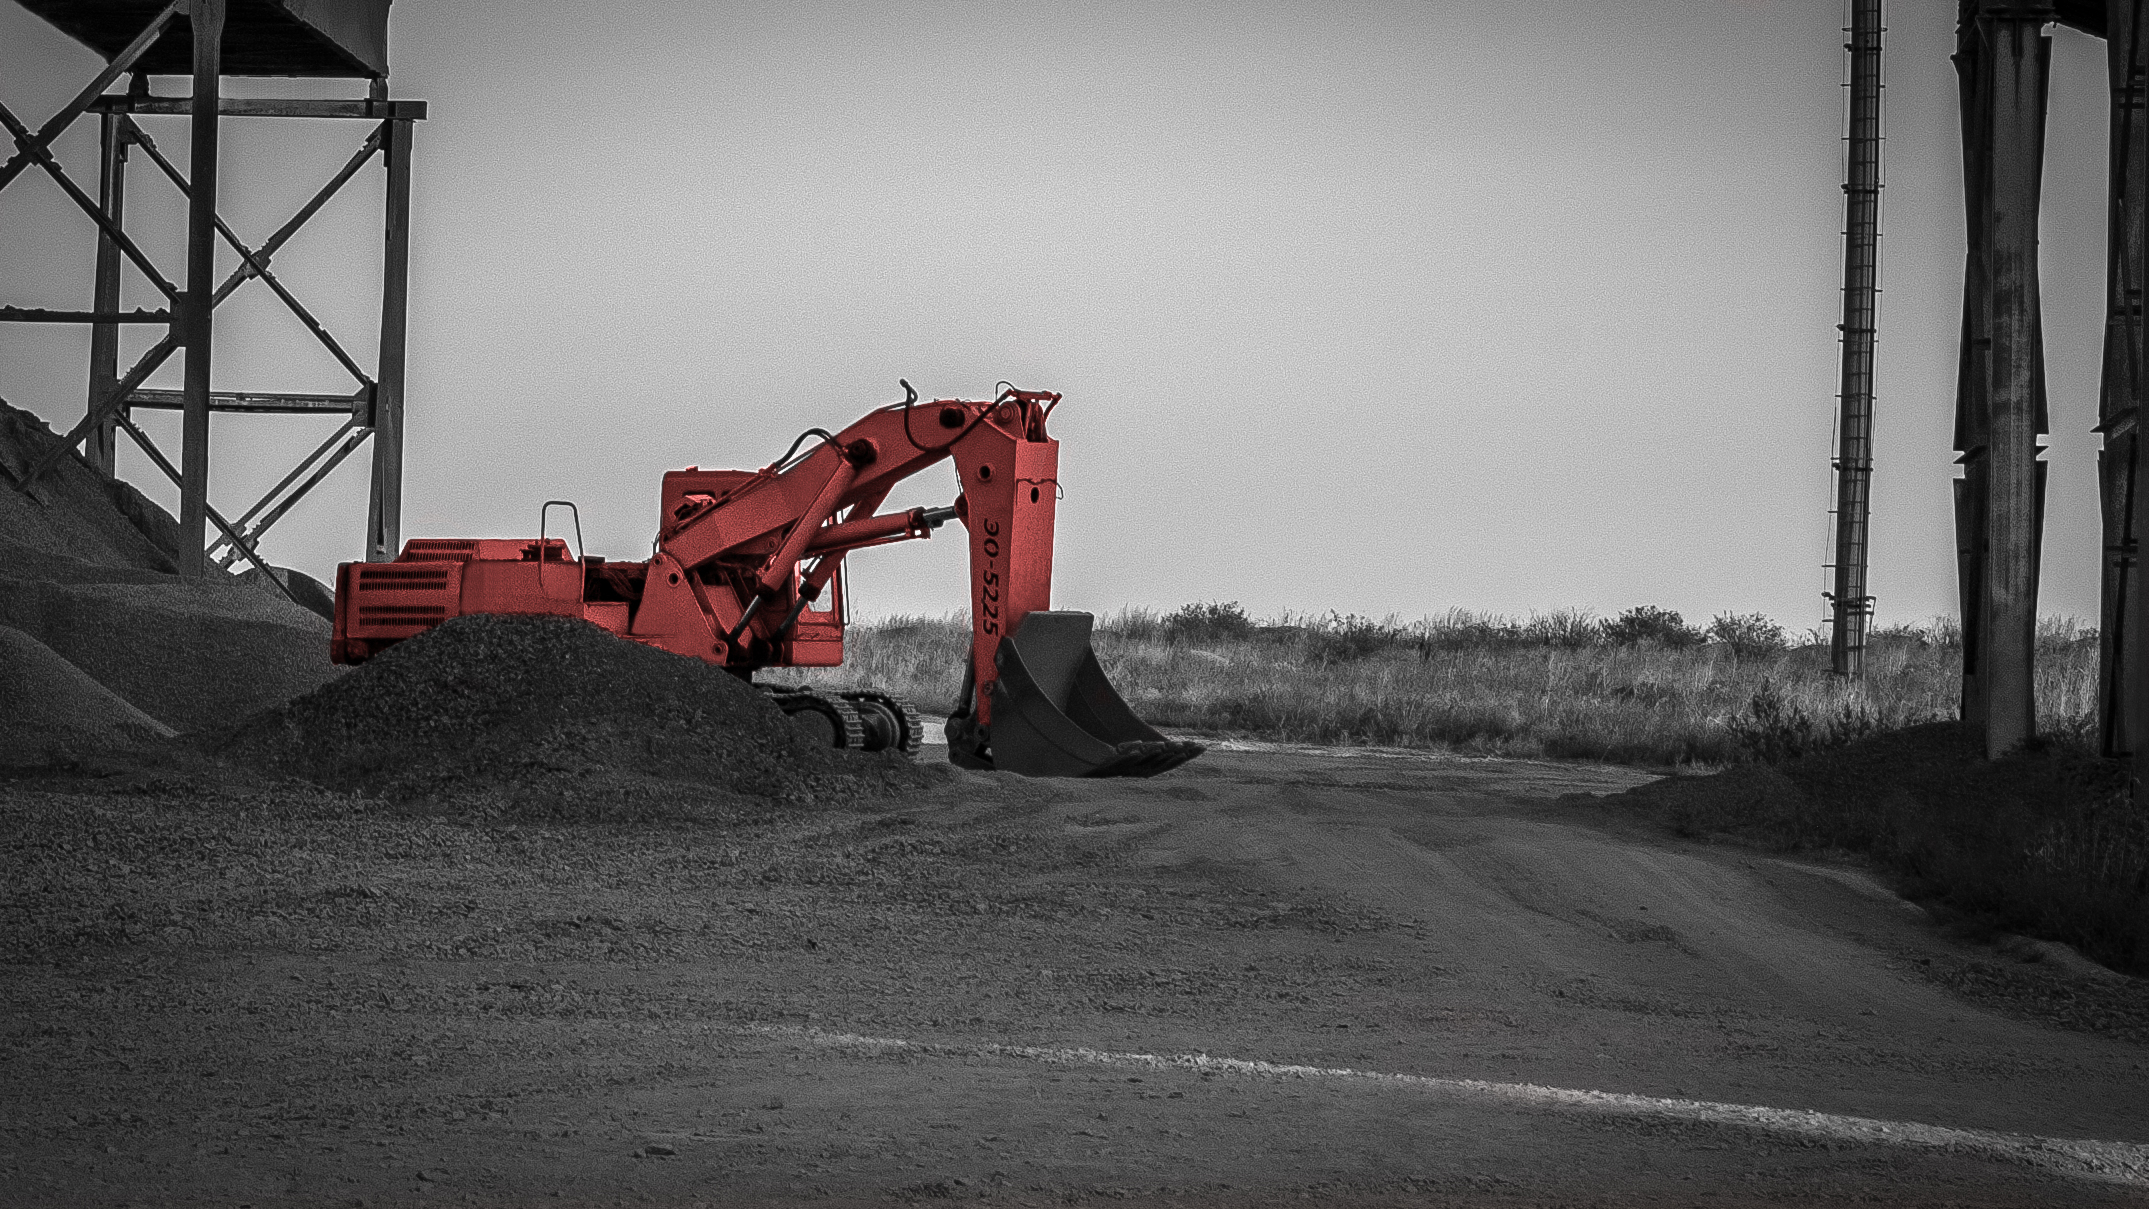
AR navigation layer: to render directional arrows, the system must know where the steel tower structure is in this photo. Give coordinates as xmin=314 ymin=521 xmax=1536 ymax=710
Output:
xmin=0 ymin=0 xmax=422 ymax=601
xmin=1829 ymin=0 xmax=1885 ymax=680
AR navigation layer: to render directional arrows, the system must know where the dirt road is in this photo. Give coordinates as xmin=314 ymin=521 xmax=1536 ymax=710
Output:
xmin=5 ymin=746 xmax=2147 ymax=1207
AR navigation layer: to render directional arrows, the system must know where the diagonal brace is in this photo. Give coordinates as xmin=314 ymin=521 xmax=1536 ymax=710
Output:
xmin=0 ymin=0 xmax=183 ymax=193
xmin=113 ymin=412 xmax=307 ymax=612
xmin=212 ymin=427 xmax=372 ymax=567
xmin=14 ymin=335 xmax=180 ymax=494
xmin=126 ymin=119 xmax=376 ymax=389
xmin=236 ymin=123 xmax=387 ymax=290
xmin=206 ymin=417 xmax=363 ymax=557
xmin=0 ymin=98 xmax=179 ymax=300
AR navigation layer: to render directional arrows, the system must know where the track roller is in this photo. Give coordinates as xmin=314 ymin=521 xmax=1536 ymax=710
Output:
xmin=763 ymin=685 xmax=923 ymax=756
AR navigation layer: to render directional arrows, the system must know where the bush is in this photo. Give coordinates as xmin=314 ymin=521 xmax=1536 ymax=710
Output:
xmin=1724 ymin=680 xmax=1882 ymax=764
xmin=1604 ymin=605 xmax=1703 ymax=648
xmin=1522 ymin=609 xmax=1605 ymax=649
xmin=1160 ymin=601 xmax=1253 ymax=645
xmin=1707 ymin=612 xmax=1788 ymax=658
xmin=1301 ymin=613 xmax=1402 ymax=663
xmin=1098 ymin=606 xmax=1163 ymax=642
xmin=1411 ymin=609 xmax=1602 ymax=654
xmin=806 ymin=605 xmax=2101 ymax=769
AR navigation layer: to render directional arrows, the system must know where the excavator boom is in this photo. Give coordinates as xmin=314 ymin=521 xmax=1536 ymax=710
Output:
xmin=330 ymin=384 xmax=1202 ymax=778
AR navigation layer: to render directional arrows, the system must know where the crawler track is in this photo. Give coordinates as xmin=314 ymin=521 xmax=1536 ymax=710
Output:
xmin=763 ymin=684 xmax=924 ymax=756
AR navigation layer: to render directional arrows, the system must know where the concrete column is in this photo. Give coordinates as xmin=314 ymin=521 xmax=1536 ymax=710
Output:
xmin=2103 ymin=0 xmax=2149 ymax=761
xmin=1953 ymin=3 xmax=2052 ymax=759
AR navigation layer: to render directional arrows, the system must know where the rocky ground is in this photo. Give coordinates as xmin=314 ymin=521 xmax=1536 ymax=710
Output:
xmin=4 ymin=401 xmax=2145 ymax=1207
xmin=6 ymin=741 xmax=2147 ymax=1208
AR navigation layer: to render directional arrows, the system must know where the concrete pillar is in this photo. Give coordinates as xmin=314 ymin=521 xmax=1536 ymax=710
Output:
xmin=2102 ymin=0 xmax=2149 ymax=759
xmin=1953 ymin=2 xmax=2052 ymax=759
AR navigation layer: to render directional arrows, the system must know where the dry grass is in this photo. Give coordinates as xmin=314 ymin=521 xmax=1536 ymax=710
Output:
xmin=798 ymin=606 xmax=2102 ymax=768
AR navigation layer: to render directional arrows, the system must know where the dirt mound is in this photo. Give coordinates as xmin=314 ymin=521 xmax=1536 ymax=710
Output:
xmin=1604 ymin=721 xmax=2148 ymax=974
xmin=0 ymin=397 xmax=180 ymax=572
xmin=0 ymin=547 xmax=339 ymax=734
xmin=235 ymin=564 xmax=336 ymax=621
xmin=220 ymin=613 xmax=920 ymax=816
xmin=0 ymin=397 xmax=342 ymax=734
xmin=0 ymin=623 xmax=175 ymax=765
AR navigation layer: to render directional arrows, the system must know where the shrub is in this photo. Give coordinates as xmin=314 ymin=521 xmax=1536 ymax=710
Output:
xmin=1522 ymin=608 xmax=1605 ymax=649
xmin=1301 ymin=613 xmax=1402 ymax=663
xmin=1707 ymin=612 xmax=1788 ymax=658
xmin=1160 ymin=601 xmax=1254 ymax=645
xmin=1411 ymin=608 xmax=1604 ymax=654
xmin=1415 ymin=608 xmax=1525 ymax=653
xmin=1724 ymin=680 xmax=1882 ymax=764
xmin=806 ymin=605 xmax=2097 ymax=768
xmin=1604 ymin=605 xmax=1703 ymax=648
xmin=2037 ymin=616 xmax=2098 ymax=659
xmin=1098 ymin=606 xmax=1163 ymax=642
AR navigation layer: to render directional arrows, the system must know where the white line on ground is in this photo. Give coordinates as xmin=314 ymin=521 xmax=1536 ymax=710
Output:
xmin=741 ymin=1023 xmax=2149 ymax=1187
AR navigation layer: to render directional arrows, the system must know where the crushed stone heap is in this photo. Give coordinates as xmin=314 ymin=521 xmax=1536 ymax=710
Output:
xmin=221 ymin=614 xmax=913 ymax=815
xmin=0 ymin=547 xmax=339 ymax=733
xmin=0 ymin=624 xmax=175 ymax=766
xmin=0 ymin=397 xmax=340 ymax=734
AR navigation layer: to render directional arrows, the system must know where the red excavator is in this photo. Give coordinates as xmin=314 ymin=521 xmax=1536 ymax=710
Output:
xmin=329 ymin=383 xmax=1203 ymax=778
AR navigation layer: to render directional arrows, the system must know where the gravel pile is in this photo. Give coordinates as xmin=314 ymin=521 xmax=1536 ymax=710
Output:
xmin=0 ymin=548 xmax=338 ymax=734
xmin=0 ymin=398 xmax=179 ymax=572
xmin=0 ymin=398 xmax=341 ymax=735
xmin=220 ymin=614 xmax=916 ymax=817
xmin=0 ymin=624 xmax=174 ymax=766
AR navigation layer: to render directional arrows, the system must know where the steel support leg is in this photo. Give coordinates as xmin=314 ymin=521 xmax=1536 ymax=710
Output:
xmin=85 ymin=110 xmax=128 ymax=478
xmin=365 ymin=110 xmax=411 ymax=563
xmin=177 ymin=0 xmax=224 ymax=577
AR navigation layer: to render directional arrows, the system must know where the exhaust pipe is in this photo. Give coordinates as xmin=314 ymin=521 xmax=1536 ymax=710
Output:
xmin=960 ymin=610 xmax=1204 ymax=778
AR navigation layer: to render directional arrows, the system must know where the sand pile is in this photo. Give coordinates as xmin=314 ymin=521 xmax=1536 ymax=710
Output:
xmin=0 ymin=547 xmax=339 ymax=733
xmin=221 ymin=614 xmax=915 ymax=816
xmin=0 ymin=396 xmax=343 ymax=734
xmin=0 ymin=624 xmax=175 ymax=766
xmin=0 ymin=398 xmax=180 ymax=572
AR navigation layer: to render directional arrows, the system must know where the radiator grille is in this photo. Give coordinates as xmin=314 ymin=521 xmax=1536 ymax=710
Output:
xmin=401 ymin=539 xmax=479 ymax=563
xmin=356 ymin=567 xmax=451 ymax=588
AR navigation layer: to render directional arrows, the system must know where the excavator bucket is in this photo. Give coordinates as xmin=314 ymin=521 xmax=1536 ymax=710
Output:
xmin=987 ymin=611 xmax=1205 ymax=778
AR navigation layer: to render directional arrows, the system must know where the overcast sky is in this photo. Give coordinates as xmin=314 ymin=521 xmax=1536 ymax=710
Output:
xmin=0 ymin=1 xmax=2129 ymax=629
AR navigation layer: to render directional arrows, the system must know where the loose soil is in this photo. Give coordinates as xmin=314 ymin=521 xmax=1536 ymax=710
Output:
xmin=5 ymin=744 xmax=2146 ymax=1208
xmin=219 ymin=614 xmax=929 ymax=818
xmin=0 ymin=624 xmax=172 ymax=766
xmin=4 ymin=395 xmax=2144 ymax=1206
xmin=0 ymin=397 xmax=342 ymax=734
